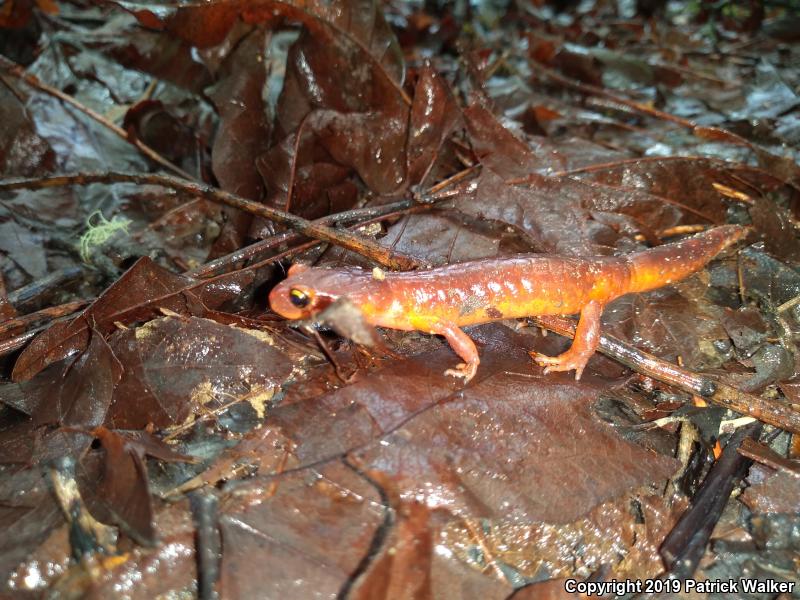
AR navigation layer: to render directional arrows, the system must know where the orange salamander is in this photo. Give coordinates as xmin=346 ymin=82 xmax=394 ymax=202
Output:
xmin=269 ymin=225 xmax=748 ymax=382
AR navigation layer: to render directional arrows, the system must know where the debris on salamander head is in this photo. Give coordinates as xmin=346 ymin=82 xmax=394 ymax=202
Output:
xmin=372 ymin=267 xmax=385 ymax=281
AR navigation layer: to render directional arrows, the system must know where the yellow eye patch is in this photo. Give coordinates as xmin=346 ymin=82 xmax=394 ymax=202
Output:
xmin=289 ymin=288 xmax=311 ymax=308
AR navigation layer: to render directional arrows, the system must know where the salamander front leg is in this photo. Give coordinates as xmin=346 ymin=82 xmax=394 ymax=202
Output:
xmin=431 ymin=322 xmax=480 ymax=383
xmin=532 ymin=300 xmax=602 ymax=380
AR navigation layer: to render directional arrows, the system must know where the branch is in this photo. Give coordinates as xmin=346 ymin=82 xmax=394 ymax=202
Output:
xmin=0 ymin=172 xmax=422 ymax=271
xmin=532 ymin=315 xmax=800 ymax=434
xmin=190 ymin=197 xmax=425 ymax=278
xmin=0 ymin=55 xmax=193 ymax=180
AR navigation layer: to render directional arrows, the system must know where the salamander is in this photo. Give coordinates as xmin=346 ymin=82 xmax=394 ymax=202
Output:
xmin=269 ymin=225 xmax=748 ymax=382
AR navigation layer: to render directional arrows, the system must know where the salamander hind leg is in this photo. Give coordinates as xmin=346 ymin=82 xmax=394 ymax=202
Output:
xmin=430 ymin=322 xmax=480 ymax=383
xmin=531 ymin=301 xmax=603 ymax=380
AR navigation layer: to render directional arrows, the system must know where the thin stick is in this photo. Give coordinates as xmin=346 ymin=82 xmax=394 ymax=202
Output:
xmin=0 ymin=55 xmax=193 ymax=180
xmin=532 ymin=315 xmax=800 ymax=434
xmin=189 ymin=197 xmax=422 ymax=278
xmin=8 ymin=266 xmax=85 ymax=307
xmin=0 ymin=173 xmax=422 ymax=271
xmin=0 ymin=328 xmax=42 ymax=357
xmin=0 ymin=300 xmax=88 ymax=338
xmin=530 ymin=60 xmax=762 ymax=156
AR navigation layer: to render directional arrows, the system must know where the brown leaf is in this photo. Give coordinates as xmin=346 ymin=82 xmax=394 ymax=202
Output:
xmin=406 ymin=64 xmax=461 ymax=187
xmin=348 ymin=501 xmax=434 ymax=600
xmin=573 ymin=157 xmax=792 ymax=225
xmin=107 ymin=316 xmax=292 ymax=429
xmin=349 ymin=367 xmax=677 ymax=524
xmin=39 ymin=332 xmax=121 ymax=427
xmin=0 ymin=467 xmax=64 ymax=582
xmin=347 ymin=502 xmax=513 ymax=600
xmin=267 ymin=325 xmax=677 ymax=523
xmin=217 ymin=461 xmax=384 ymax=598
xmin=12 ymin=257 xmax=253 ymax=382
xmin=602 ymin=283 xmax=730 ymax=371
xmin=463 ymin=98 xmax=561 ymax=178
xmin=77 ymin=427 xmax=192 ymax=546
xmin=122 ymin=100 xmax=201 ymax=169
xmin=749 ymin=195 xmax=800 ymax=262
xmin=19 ymin=328 xmax=123 ymax=429
xmin=163 ymin=2 xmax=240 ymax=48
xmin=247 ymin=0 xmax=404 ymax=85
xmin=256 ymin=133 xmax=356 ymax=221
xmin=457 ymin=169 xmax=623 ymax=256
xmin=256 ymin=0 xmax=409 ymax=207
xmin=93 ymin=28 xmax=213 ymax=93
xmin=742 ymin=465 xmax=800 ymax=514
xmin=0 ymin=414 xmax=39 ymax=464
xmin=377 ymin=211 xmax=512 ymax=266
xmin=207 ymin=28 xmax=272 ymax=254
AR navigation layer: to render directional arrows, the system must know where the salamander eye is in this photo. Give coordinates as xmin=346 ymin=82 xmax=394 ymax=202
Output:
xmin=289 ymin=288 xmax=311 ymax=308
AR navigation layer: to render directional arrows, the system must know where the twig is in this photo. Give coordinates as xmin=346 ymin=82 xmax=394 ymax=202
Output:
xmin=188 ymin=491 xmax=221 ymax=600
xmin=0 ymin=328 xmax=41 ymax=357
xmin=0 ymin=55 xmax=193 ymax=180
xmin=419 ymin=164 xmax=481 ymax=201
xmin=529 ymin=60 xmax=770 ymax=160
xmin=0 ymin=173 xmax=422 ymax=271
xmin=8 ymin=265 xmax=85 ymax=307
xmin=737 ymin=437 xmax=800 ymax=476
xmin=189 ymin=198 xmax=421 ymax=278
xmin=0 ymin=299 xmax=88 ymax=338
xmin=532 ymin=315 xmax=800 ymax=434
xmin=660 ymin=423 xmax=760 ymax=578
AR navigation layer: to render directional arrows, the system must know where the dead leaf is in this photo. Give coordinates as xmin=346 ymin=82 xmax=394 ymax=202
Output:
xmin=12 ymin=258 xmax=253 ymax=382
xmin=107 ymin=316 xmax=291 ymax=429
xmin=77 ymin=427 xmax=193 ymax=546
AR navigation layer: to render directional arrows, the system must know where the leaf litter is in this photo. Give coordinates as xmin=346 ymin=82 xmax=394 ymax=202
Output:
xmin=1 ymin=0 xmax=800 ymax=597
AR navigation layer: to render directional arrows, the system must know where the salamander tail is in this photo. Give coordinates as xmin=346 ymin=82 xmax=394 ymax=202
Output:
xmin=626 ymin=225 xmax=750 ymax=294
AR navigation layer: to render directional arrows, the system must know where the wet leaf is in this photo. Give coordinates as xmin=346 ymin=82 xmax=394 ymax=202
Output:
xmin=12 ymin=258 xmax=253 ymax=382
xmin=0 ymin=83 xmax=55 ymax=177
xmin=742 ymin=465 xmax=800 ymax=514
xmin=464 ymin=99 xmax=563 ymax=177
xmin=407 ymin=65 xmax=461 ymax=188
xmin=107 ymin=316 xmax=292 ymax=429
xmin=0 ymin=415 xmax=39 ymax=465
xmin=77 ymin=427 xmax=193 ymax=546
xmin=266 ymin=326 xmax=677 ymax=523
xmin=218 ymin=461 xmax=384 ymax=599
xmin=0 ymin=219 xmax=47 ymax=281
xmin=0 ymin=467 xmax=64 ymax=582
xmin=34 ymin=329 xmax=121 ymax=428
xmin=0 ymin=328 xmax=122 ymax=429
xmin=254 ymin=0 xmax=410 ymax=206
xmin=602 ymin=282 xmax=730 ymax=371
xmin=207 ymin=28 xmax=272 ymax=253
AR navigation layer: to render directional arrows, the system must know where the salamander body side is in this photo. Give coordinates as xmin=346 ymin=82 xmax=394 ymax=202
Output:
xmin=269 ymin=225 xmax=749 ymax=381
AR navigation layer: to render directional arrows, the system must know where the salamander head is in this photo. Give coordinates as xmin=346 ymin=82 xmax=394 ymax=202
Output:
xmin=269 ymin=263 xmax=372 ymax=320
